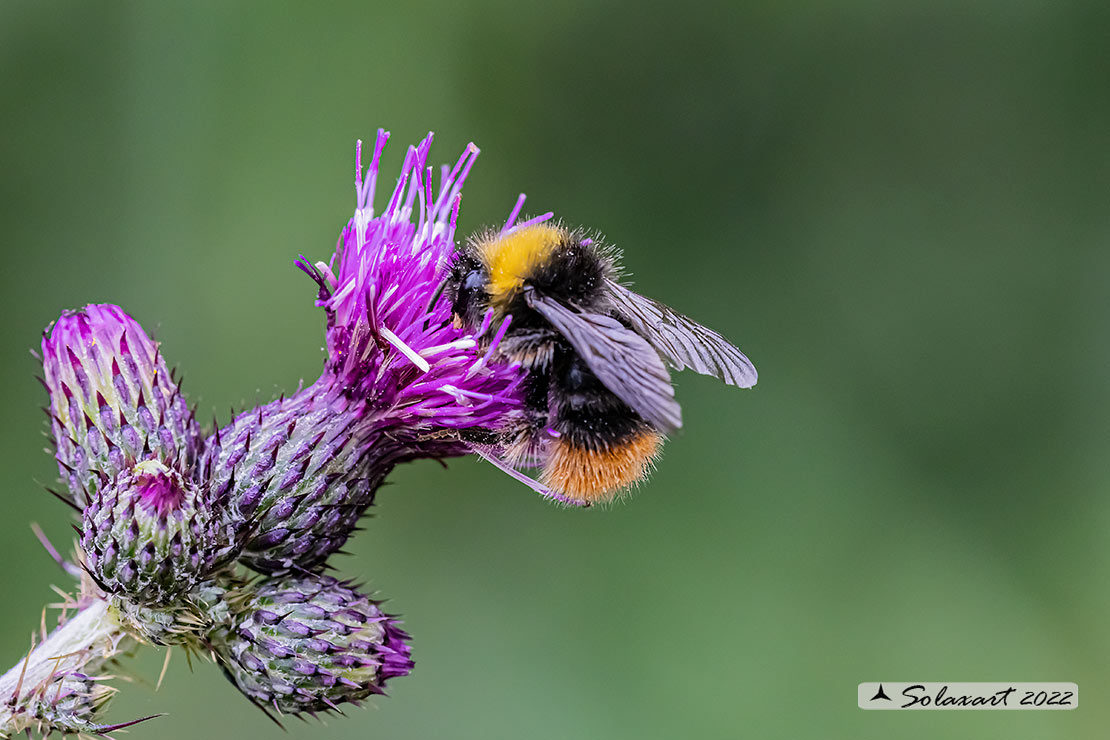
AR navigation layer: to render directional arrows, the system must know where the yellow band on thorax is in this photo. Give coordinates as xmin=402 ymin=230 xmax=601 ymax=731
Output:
xmin=481 ymin=224 xmax=564 ymax=304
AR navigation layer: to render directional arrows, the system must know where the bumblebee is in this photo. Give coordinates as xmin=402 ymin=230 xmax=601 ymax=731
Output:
xmin=438 ymin=222 xmax=757 ymax=505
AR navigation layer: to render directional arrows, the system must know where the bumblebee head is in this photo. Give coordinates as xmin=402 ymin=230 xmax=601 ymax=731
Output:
xmin=443 ymin=253 xmax=490 ymax=329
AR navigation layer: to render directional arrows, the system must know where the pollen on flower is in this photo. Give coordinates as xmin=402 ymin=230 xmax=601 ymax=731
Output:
xmin=379 ymin=326 xmax=432 ymax=373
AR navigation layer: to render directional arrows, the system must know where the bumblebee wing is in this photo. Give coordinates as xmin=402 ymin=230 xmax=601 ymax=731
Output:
xmin=604 ymin=279 xmax=758 ymax=388
xmin=526 ymin=290 xmax=682 ymax=433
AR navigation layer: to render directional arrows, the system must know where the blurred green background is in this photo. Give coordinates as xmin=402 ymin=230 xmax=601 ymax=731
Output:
xmin=2 ymin=1 xmax=1108 ymax=738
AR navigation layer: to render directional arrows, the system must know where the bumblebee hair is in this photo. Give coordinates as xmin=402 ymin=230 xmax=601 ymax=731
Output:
xmin=440 ymin=219 xmax=756 ymax=503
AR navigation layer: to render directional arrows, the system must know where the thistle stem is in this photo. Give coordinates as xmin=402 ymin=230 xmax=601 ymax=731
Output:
xmin=0 ymin=598 xmax=122 ymax=736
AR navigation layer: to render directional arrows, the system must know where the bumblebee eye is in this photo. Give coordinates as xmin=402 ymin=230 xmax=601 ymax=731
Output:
xmin=452 ymin=268 xmax=487 ymax=320
xmin=462 ymin=269 xmax=485 ymax=296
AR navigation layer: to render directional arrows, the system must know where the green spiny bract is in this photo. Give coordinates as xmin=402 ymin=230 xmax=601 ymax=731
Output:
xmin=81 ymin=460 xmax=223 ymax=606
xmin=208 ymin=573 xmax=413 ymax=715
xmin=41 ymin=304 xmax=200 ymax=508
xmin=112 ymin=572 xmax=248 ymax=646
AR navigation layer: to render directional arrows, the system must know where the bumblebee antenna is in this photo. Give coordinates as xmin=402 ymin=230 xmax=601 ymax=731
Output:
xmin=423 ymin=276 xmax=449 ymax=330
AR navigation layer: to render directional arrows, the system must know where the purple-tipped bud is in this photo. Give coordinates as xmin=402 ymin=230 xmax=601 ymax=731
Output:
xmin=41 ymin=304 xmax=201 ymax=506
xmin=210 ymin=574 xmax=413 ymax=715
xmin=81 ymin=460 xmax=222 ymax=605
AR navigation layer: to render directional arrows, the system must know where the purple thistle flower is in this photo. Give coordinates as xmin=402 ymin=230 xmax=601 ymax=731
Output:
xmin=207 ymin=131 xmax=557 ymax=573
xmin=302 ymin=130 xmax=528 ymax=428
xmin=41 ymin=304 xmax=201 ymax=506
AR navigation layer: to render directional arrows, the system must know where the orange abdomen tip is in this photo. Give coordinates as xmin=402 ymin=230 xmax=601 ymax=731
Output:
xmin=542 ymin=431 xmax=663 ymax=505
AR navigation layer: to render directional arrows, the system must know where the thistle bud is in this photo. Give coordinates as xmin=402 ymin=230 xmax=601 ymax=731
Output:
xmin=81 ymin=459 xmax=221 ymax=605
xmin=21 ymin=670 xmax=157 ymax=737
xmin=209 ymin=574 xmax=413 ymax=715
xmin=27 ymin=671 xmax=114 ymax=735
xmin=201 ymin=382 xmax=419 ymax=574
xmin=41 ymin=304 xmax=201 ymax=505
